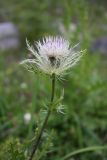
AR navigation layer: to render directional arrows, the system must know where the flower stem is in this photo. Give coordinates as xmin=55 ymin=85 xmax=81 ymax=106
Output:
xmin=29 ymin=74 xmax=55 ymax=160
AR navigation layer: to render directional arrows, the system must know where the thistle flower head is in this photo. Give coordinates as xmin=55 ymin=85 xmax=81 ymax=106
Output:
xmin=21 ymin=36 xmax=84 ymax=76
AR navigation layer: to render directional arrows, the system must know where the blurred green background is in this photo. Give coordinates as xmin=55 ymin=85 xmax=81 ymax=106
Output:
xmin=0 ymin=0 xmax=107 ymax=159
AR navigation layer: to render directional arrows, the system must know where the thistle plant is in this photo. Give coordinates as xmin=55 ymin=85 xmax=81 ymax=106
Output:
xmin=21 ymin=36 xmax=84 ymax=160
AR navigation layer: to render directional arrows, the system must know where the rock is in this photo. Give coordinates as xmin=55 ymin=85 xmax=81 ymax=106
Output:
xmin=91 ymin=37 xmax=107 ymax=55
xmin=0 ymin=22 xmax=20 ymax=51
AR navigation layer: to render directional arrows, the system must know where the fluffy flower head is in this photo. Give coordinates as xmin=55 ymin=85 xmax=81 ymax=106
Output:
xmin=24 ymin=113 xmax=31 ymax=124
xmin=21 ymin=36 xmax=84 ymax=76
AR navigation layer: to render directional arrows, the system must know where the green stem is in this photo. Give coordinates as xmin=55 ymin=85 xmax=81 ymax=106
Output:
xmin=29 ymin=74 xmax=55 ymax=160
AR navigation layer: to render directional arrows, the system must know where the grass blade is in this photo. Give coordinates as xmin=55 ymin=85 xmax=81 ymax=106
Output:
xmin=62 ymin=145 xmax=107 ymax=160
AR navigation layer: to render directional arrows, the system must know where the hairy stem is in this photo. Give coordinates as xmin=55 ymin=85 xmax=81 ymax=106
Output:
xmin=29 ymin=74 xmax=55 ymax=160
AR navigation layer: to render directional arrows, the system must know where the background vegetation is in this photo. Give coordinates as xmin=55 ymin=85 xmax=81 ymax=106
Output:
xmin=0 ymin=0 xmax=107 ymax=159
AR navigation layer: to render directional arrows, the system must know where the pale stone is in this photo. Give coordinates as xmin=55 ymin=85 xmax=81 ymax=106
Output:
xmin=0 ymin=22 xmax=20 ymax=50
